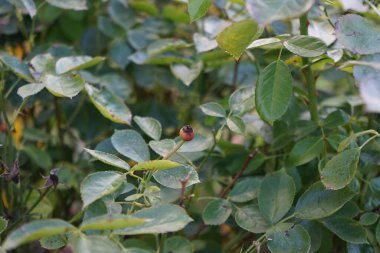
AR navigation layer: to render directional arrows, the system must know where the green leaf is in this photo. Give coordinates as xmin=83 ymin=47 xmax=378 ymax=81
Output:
xmin=80 ymin=214 xmax=145 ymax=231
xmin=323 ymin=110 xmax=350 ymax=129
xmin=108 ymin=0 xmax=135 ymax=30
xmin=23 ymin=146 xmax=52 ymax=170
xmin=359 ymin=212 xmax=379 ymax=226
xmin=80 ymin=171 xmax=125 ymax=208
xmin=199 ymin=102 xmax=226 ymax=118
xmin=71 ymin=235 xmax=122 ymax=253
xmin=2 ymin=219 xmax=75 ymax=250
xmin=258 ymin=169 xmax=295 ymax=224
xmin=300 ymin=221 xmax=322 ymax=252
xmin=234 ymin=205 xmax=270 ymax=233
xmin=133 ymin=116 xmax=162 ymax=141
xmin=171 ymin=62 xmax=203 ymax=86
xmin=336 ymin=14 xmax=380 ymax=55
xmin=267 ymin=223 xmax=311 ymax=253
xmin=323 ymin=217 xmax=368 ymax=244
xmin=109 ymin=38 xmax=132 ymax=69
xmin=248 ymin=37 xmax=283 ymax=49
xmin=111 ymin=130 xmax=150 ymax=162
xmin=294 ymin=182 xmax=356 ymax=220
xmin=40 ymin=234 xmax=68 ymax=250
xmin=129 ymin=0 xmax=159 ymax=16
xmin=131 ymin=160 xmax=182 ymax=172
xmin=29 ymin=53 xmax=55 ymax=79
xmin=84 ymin=148 xmax=130 ymax=170
xmin=376 ymin=221 xmax=380 ymax=245
xmin=17 ymin=83 xmax=44 ymax=99
xmin=85 ymin=84 xmax=132 ymax=125
xmin=347 ymin=244 xmax=375 ymax=253
xmin=216 ymin=19 xmax=260 ymax=60
xmin=147 ymin=39 xmax=190 ymax=57
xmin=288 ymin=137 xmax=324 ymax=166
xmin=229 ymin=177 xmax=261 ymax=203
xmin=153 ymin=165 xmax=200 ymax=189
xmin=46 ymin=0 xmax=87 ymax=10
xmin=320 ymin=148 xmax=361 ymax=190
xmin=149 ymin=139 xmax=176 ymax=157
xmin=163 ymin=236 xmax=193 ymax=253
xmin=284 ymin=35 xmax=327 ymax=57
xmin=0 ymin=52 xmax=33 ymax=81
xmin=228 ymin=86 xmax=255 ymax=115
xmin=202 ymin=198 xmax=232 ymax=225
xmin=0 ymin=217 xmax=8 ymax=234
xmin=187 ymin=0 xmax=211 ymax=22
xmin=246 ymin=0 xmax=314 ymax=25
xmin=227 ymin=115 xmax=245 ymax=134
xmin=114 ymin=204 xmax=193 ymax=235
xmin=44 ymin=74 xmax=85 ymax=98
xmin=55 ymin=56 xmax=104 ymax=75
xmin=355 ymin=74 xmax=380 ymax=113
xmin=255 ymin=60 xmax=293 ymax=124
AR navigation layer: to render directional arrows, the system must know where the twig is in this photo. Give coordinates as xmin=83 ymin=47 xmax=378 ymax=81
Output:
xmin=53 ymin=97 xmax=64 ymax=145
xmin=178 ymin=173 xmax=191 ymax=207
xmin=5 ymin=188 xmax=52 ymax=232
xmin=163 ymin=140 xmax=185 ymax=160
xmin=232 ymin=59 xmax=241 ymax=89
xmin=218 ymin=149 xmax=258 ymax=198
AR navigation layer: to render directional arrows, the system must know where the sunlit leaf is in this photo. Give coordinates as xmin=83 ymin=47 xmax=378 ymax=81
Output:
xmin=46 ymin=0 xmax=87 ymax=10
xmin=79 ymin=214 xmax=145 ymax=231
xmin=17 ymin=83 xmax=44 ymax=99
xmin=188 ymin=0 xmax=211 ymax=22
xmin=114 ymin=204 xmax=193 ymax=235
xmin=336 ymin=14 xmax=380 ymax=55
xmin=246 ymin=0 xmax=314 ymax=25
xmin=216 ymin=19 xmax=260 ymax=60
xmin=80 ymin=171 xmax=125 ymax=208
xmin=2 ymin=219 xmax=75 ymax=250
xmin=55 ymin=56 xmax=104 ymax=75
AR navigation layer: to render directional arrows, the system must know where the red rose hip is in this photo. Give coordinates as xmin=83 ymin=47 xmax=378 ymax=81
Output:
xmin=179 ymin=125 xmax=194 ymax=141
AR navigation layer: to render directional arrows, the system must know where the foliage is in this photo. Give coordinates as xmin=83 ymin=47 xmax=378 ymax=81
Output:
xmin=0 ymin=0 xmax=380 ymax=252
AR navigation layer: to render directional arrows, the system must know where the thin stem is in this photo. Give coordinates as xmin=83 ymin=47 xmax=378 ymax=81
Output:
xmin=69 ymin=209 xmax=84 ymax=224
xmin=196 ymin=132 xmax=217 ymax=172
xmin=244 ymin=234 xmax=266 ymax=253
xmin=6 ymin=188 xmax=52 ymax=232
xmin=66 ymin=95 xmax=86 ymax=128
xmin=163 ymin=140 xmax=185 ymax=160
xmin=191 ymin=150 xmax=258 ymax=240
xmin=222 ymin=231 xmax=249 ymax=253
xmin=300 ymin=15 xmax=319 ymax=122
xmin=5 ymin=78 xmax=21 ymax=98
xmin=359 ymin=134 xmax=380 ymax=150
xmin=277 ymin=46 xmax=284 ymax=61
xmin=323 ymin=7 xmax=335 ymax=28
xmin=364 ymin=0 xmax=380 ymax=17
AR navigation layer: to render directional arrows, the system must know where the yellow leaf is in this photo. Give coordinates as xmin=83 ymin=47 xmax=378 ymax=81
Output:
xmin=12 ymin=117 xmax=24 ymax=149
